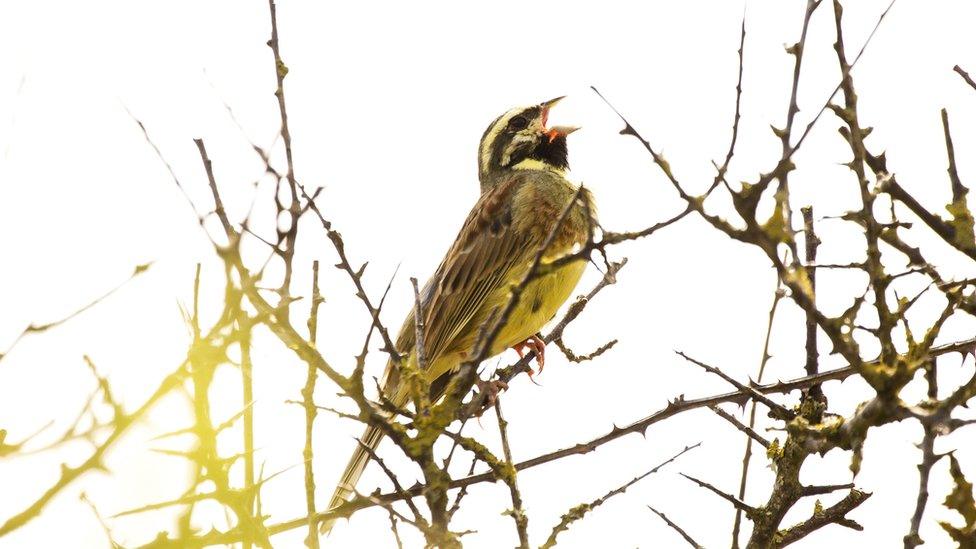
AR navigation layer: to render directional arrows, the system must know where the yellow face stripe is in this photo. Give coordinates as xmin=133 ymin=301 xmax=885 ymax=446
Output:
xmin=478 ymin=107 xmax=523 ymax=180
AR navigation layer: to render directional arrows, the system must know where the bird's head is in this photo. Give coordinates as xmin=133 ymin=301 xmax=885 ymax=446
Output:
xmin=477 ymin=96 xmax=579 ymax=190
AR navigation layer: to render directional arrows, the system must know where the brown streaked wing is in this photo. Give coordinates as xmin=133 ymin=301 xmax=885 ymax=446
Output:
xmin=420 ymin=176 xmax=537 ymax=367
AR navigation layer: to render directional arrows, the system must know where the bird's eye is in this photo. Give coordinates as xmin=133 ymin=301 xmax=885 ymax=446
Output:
xmin=509 ymin=116 xmax=528 ymax=130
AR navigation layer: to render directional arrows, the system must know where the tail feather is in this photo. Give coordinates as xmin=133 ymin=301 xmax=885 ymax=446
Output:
xmin=319 ymin=423 xmax=386 ymax=534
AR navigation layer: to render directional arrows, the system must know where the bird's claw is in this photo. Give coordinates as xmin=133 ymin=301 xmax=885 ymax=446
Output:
xmin=475 ymin=379 xmax=509 ymax=416
xmin=512 ymin=335 xmax=546 ymax=380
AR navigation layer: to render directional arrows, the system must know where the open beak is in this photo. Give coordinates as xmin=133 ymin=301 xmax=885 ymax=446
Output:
xmin=539 ymin=96 xmax=579 ymax=142
xmin=541 ymin=95 xmax=565 ymax=110
xmin=546 ymin=125 xmax=580 ymax=142
xmin=540 ymin=95 xmax=564 ymax=127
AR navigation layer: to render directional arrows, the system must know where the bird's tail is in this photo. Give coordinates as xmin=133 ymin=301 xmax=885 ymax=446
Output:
xmin=319 ymin=422 xmax=386 ymax=534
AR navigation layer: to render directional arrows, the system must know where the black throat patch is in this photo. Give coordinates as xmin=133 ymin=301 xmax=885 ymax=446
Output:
xmin=530 ymin=134 xmax=570 ymax=170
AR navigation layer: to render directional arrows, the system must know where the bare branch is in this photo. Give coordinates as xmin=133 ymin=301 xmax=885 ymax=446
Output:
xmin=676 ymin=351 xmax=795 ymax=420
xmin=0 ymin=263 xmax=152 ymax=363
xmin=774 ymin=490 xmax=871 ymax=547
xmin=733 ymin=281 xmax=784 ymax=548
xmin=648 ymin=506 xmax=704 ymax=549
xmin=539 ymin=443 xmax=700 ymax=549
xmin=494 ymin=398 xmax=528 ymax=548
xmin=954 ymin=64 xmax=976 ymax=92
xmin=0 ymin=362 xmax=189 ymax=536
xmin=681 ymin=473 xmax=755 ymax=515
xmin=301 ymin=260 xmax=322 ymax=549
xmin=710 ymin=406 xmax=771 ymax=449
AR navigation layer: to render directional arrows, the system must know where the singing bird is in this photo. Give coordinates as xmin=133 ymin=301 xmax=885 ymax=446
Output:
xmin=323 ymin=97 xmax=596 ymax=531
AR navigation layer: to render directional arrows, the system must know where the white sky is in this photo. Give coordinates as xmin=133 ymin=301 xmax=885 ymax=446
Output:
xmin=2 ymin=0 xmax=976 ymax=547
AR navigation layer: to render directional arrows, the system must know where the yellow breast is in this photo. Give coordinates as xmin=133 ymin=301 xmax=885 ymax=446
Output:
xmin=489 ymin=258 xmax=587 ymax=356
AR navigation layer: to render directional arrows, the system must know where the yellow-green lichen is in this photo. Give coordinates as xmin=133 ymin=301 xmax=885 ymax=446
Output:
xmin=946 ymin=196 xmax=975 ymax=251
xmin=767 ymin=438 xmax=784 ymax=461
xmin=940 ymin=454 xmax=976 ymax=543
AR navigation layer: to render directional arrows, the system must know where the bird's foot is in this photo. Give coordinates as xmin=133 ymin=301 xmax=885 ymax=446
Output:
xmin=512 ymin=334 xmax=546 ymax=380
xmin=474 ymin=379 xmax=509 ymax=416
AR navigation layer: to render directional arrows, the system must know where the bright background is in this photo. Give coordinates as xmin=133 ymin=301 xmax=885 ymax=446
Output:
xmin=2 ymin=0 xmax=976 ymax=547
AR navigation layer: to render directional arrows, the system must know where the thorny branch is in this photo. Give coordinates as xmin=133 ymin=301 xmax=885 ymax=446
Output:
xmin=539 ymin=443 xmax=700 ymax=549
xmin=732 ymin=278 xmax=784 ymax=548
xmin=648 ymin=506 xmax=704 ymax=549
xmin=0 ymin=263 xmax=151 ymax=363
xmin=6 ymin=1 xmax=976 ymax=548
xmin=493 ymin=398 xmax=528 ymax=549
xmin=592 ymin=0 xmax=976 ymax=546
xmin=302 ymin=260 xmax=323 ymax=549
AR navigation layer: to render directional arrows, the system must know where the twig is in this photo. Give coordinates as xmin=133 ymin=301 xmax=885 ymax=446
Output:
xmin=446 ymin=456 xmax=478 ymax=520
xmin=194 ymin=139 xmax=233 ymax=237
xmin=710 ymin=9 xmax=748 ymax=194
xmin=301 ymin=192 xmax=404 ymax=370
xmin=266 ymin=0 xmax=301 ymax=295
xmin=494 ymin=398 xmax=528 ymax=548
xmin=954 ymin=64 xmax=976 ymax=92
xmin=387 ymin=509 xmax=404 ymax=549
xmin=786 ymin=0 xmax=899 ymax=156
xmin=711 ymin=406 xmax=770 ymax=449
xmin=801 ymin=483 xmax=855 ymax=497
xmin=774 ymin=490 xmax=871 ymax=546
xmin=784 ymin=0 xmax=820 ymax=146
xmin=648 ymin=506 xmax=704 ymax=549
xmin=0 ymin=362 xmax=189 ymax=536
xmin=681 ymin=473 xmax=755 ymax=515
xmin=876 ymin=110 xmax=976 ymax=261
xmin=188 ymin=300 xmax=269 ymax=549
xmin=355 ymin=440 xmax=424 ymax=525
xmin=240 ymin=320 xmax=256 ymax=549
xmin=552 ymin=338 xmax=617 ymax=363
xmin=802 ymin=207 xmax=823 ymax=402
xmin=539 ymin=443 xmax=700 ymax=549
xmin=125 ymin=109 xmax=201 ymax=219
xmin=676 ymin=351 xmax=794 ymax=420
xmin=266 ymin=0 xmax=297 ymax=196
xmin=80 ymin=492 xmax=122 ymax=549
xmin=590 ymin=85 xmax=737 ymax=236
xmin=302 ymin=260 xmax=322 ymax=549
xmin=903 ymin=363 xmax=944 ymax=548
xmin=0 ymin=263 xmax=152 ymax=363
xmin=732 ymin=282 xmax=784 ymax=548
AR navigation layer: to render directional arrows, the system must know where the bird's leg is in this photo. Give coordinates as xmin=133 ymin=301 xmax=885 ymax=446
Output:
xmin=474 ymin=378 xmax=509 ymax=416
xmin=512 ymin=333 xmax=546 ymax=378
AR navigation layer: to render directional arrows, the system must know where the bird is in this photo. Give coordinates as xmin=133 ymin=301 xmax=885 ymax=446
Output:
xmin=322 ymin=96 xmax=596 ymax=533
